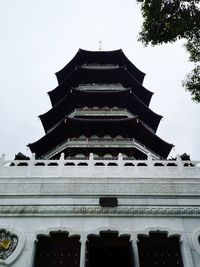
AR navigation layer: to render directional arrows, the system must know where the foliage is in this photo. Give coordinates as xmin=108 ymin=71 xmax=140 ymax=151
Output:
xmin=183 ymin=65 xmax=200 ymax=102
xmin=185 ymin=34 xmax=200 ymax=63
xmin=136 ymin=0 xmax=200 ymax=102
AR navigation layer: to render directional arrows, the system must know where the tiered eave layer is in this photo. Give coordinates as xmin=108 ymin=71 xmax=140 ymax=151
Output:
xmin=28 ymin=117 xmax=173 ymax=159
xmin=56 ymin=49 xmax=145 ymax=85
xmin=40 ymin=89 xmax=162 ymax=134
xmin=49 ymin=67 xmax=152 ymax=107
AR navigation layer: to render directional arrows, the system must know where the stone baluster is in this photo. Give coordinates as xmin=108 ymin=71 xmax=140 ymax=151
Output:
xmin=89 ymin=152 xmax=94 ymax=164
xmin=58 ymin=153 xmax=65 ymax=177
xmin=0 ymin=154 xmax=5 ymax=166
xmin=0 ymin=154 xmax=5 ymax=174
xmin=177 ymin=154 xmax=184 ymax=177
xmin=118 ymin=153 xmax=123 ymax=176
xmin=27 ymin=153 xmax=35 ymax=176
xmin=89 ymin=153 xmax=94 ymax=174
xmin=147 ymin=153 xmax=154 ymax=176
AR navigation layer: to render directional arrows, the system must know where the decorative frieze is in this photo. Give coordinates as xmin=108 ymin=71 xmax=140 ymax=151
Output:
xmin=1 ymin=205 xmax=200 ymax=217
xmin=1 ymin=181 xmax=200 ymax=196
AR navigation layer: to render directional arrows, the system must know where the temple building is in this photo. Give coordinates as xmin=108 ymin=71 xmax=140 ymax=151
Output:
xmin=0 ymin=49 xmax=200 ymax=267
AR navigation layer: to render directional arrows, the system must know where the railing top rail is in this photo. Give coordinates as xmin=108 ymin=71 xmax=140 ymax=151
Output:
xmin=0 ymin=154 xmax=200 ymax=168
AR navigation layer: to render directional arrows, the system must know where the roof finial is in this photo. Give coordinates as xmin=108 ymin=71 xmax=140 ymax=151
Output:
xmin=98 ymin=40 xmax=102 ymax=51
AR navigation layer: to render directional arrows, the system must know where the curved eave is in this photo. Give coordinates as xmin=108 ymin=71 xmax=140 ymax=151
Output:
xmin=40 ymin=88 xmax=162 ymax=134
xmin=50 ymin=66 xmax=152 ymax=107
xmin=119 ymin=49 xmax=145 ymax=83
xmin=55 ymin=49 xmax=145 ymax=85
xmin=28 ymin=117 xmax=173 ymax=159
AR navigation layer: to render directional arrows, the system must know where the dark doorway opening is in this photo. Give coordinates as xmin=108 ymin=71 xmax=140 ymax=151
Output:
xmin=137 ymin=231 xmax=183 ymax=267
xmin=33 ymin=231 xmax=80 ymax=267
xmin=86 ymin=231 xmax=133 ymax=267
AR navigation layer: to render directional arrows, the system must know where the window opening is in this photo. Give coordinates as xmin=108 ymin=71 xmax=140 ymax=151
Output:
xmin=86 ymin=231 xmax=133 ymax=267
xmin=33 ymin=231 xmax=80 ymax=267
xmin=137 ymin=231 xmax=183 ymax=267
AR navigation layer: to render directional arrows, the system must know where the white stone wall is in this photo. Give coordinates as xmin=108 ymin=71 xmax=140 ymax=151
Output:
xmin=0 ymin=156 xmax=200 ymax=266
xmin=1 ymin=217 xmax=200 ymax=267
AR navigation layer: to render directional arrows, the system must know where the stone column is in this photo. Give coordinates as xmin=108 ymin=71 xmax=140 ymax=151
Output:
xmin=131 ymin=237 xmax=140 ymax=267
xmin=80 ymin=236 xmax=87 ymax=267
xmin=180 ymin=235 xmax=194 ymax=267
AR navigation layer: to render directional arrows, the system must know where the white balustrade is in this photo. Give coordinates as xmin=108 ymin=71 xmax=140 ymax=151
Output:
xmin=0 ymin=153 xmax=199 ymax=178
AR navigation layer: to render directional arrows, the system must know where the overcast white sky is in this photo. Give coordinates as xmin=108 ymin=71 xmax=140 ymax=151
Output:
xmin=0 ymin=0 xmax=199 ymax=160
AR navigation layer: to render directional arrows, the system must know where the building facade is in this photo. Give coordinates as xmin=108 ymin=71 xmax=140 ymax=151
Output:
xmin=0 ymin=49 xmax=200 ymax=267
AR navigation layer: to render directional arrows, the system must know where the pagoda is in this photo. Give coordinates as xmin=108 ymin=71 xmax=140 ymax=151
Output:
xmin=28 ymin=49 xmax=173 ymax=160
xmin=1 ymin=49 xmax=200 ymax=267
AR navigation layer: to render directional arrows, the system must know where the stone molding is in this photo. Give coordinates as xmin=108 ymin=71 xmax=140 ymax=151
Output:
xmin=2 ymin=181 xmax=200 ymax=196
xmin=1 ymin=205 xmax=200 ymax=217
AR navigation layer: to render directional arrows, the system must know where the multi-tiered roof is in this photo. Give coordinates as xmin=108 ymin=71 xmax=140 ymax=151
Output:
xmin=28 ymin=49 xmax=173 ymax=159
